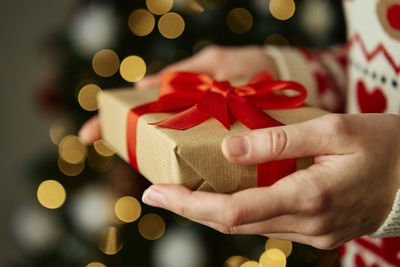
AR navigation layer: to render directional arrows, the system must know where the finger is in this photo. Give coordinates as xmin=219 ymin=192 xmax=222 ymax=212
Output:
xmin=136 ymin=52 xmax=217 ymax=88
xmin=189 ymin=211 xmax=340 ymax=238
xmin=142 ymin=179 xmax=300 ymax=226
xmin=79 ymin=116 xmax=102 ymax=144
xmin=222 ymin=114 xmax=353 ymax=165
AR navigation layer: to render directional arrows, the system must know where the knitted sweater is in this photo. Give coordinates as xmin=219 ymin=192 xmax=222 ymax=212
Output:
xmin=264 ymin=0 xmax=400 ymax=266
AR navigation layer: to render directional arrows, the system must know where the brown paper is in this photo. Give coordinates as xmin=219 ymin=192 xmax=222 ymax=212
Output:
xmin=99 ymin=87 xmax=328 ymax=193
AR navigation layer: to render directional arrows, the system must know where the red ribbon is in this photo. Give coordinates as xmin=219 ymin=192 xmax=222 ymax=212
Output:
xmin=127 ymin=71 xmax=307 ymax=187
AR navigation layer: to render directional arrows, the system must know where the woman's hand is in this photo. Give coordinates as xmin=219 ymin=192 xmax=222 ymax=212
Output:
xmin=79 ymin=45 xmax=278 ymax=144
xmin=142 ymin=113 xmax=400 ymax=250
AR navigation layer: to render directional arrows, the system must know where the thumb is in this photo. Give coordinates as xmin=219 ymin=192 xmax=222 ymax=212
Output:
xmin=222 ymin=114 xmax=350 ymax=165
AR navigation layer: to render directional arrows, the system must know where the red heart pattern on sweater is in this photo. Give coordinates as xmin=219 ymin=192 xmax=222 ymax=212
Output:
xmin=387 ymin=4 xmax=400 ymax=31
xmin=356 ymin=80 xmax=387 ymax=113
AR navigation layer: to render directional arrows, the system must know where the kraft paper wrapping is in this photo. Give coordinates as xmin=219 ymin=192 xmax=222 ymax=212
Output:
xmin=99 ymin=87 xmax=328 ymax=193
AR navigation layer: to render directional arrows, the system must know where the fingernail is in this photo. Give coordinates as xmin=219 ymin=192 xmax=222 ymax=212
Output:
xmin=142 ymin=188 xmax=166 ymax=207
xmin=224 ymin=136 xmax=249 ymax=157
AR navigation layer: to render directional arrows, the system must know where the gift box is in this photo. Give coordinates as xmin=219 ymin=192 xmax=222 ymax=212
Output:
xmin=99 ymin=71 xmax=328 ymax=193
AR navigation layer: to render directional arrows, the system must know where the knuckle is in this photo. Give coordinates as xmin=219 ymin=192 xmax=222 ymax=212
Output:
xmin=324 ymin=114 xmax=352 ymax=137
xmin=260 ymin=128 xmax=289 ymax=158
xmin=301 ymin=190 xmax=332 ymax=215
xmin=177 ymin=202 xmax=189 ymax=218
xmin=222 ymin=204 xmax=245 ymax=227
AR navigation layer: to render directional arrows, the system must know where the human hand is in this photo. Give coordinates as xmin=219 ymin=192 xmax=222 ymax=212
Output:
xmin=142 ymin=113 xmax=400 ymax=250
xmin=79 ymin=45 xmax=278 ymax=144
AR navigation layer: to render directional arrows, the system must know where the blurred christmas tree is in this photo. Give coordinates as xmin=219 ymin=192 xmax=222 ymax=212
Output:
xmin=14 ymin=0 xmax=346 ymax=266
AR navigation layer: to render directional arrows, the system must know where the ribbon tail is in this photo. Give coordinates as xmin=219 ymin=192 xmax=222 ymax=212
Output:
xmin=127 ymin=102 xmax=155 ymax=171
xmin=228 ymin=95 xmax=282 ymax=129
xmin=197 ymin=91 xmax=230 ymax=130
xmin=257 ymin=159 xmax=297 ymax=187
xmin=150 ymin=106 xmax=210 ymax=130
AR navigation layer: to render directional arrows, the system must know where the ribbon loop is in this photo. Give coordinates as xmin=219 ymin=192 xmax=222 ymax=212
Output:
xmin=152 ymin=71 xmax=307 ymax=130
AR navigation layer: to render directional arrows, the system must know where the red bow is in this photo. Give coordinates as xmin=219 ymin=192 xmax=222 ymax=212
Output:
xmin=127 ymin=71 xmax=308 ymax=187
xmin=148 ymin=71 xmax=307 ymax=130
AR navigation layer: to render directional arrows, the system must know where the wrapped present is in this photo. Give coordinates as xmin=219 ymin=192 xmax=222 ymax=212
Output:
xmin=99 ymin=71 xmax=328 ymax=193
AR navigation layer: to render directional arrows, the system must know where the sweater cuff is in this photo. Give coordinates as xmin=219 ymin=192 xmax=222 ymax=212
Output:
xmin=370 ymin=189 xmax=400 ymax=238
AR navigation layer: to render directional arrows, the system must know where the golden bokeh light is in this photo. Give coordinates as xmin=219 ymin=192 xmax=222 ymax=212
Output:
xmin=59 ymin=135 xmax=88 ymax=164
xmin=86 ymin=262 xmax=106 ymax=267
xmin=227 ymin=8 xmax=253 ymax=34
xmin=114 ymin=196 xmax=142 ymax=223
xmin=201 ymin=0 xmax=227 ymax=10
xmin=138 ymin=213 xmax=165 ymax=240
xmin=265 ymin=238 xmax=292 ymax=258
xmin=240 ymin=261 xmax=260 ymax=267
xmin=265 ymin=34 xmax=289 ymax=46
xmin=58 ymin=156 xmax=85 ymax=176
xmin=128 ymin=9 xmax=155 ymax=37
xmin=78 ymin=84 xmax=103 ymax=111
xmin=92 ymin=49 xmax=120 ymax=77
xmin=223 ymin=255 xmax=249 ymax=267
xmin=88 ymin=147 xmax=114 ymax=173
xmin=37 ymin=180 xmax=66 ymax=209
xmin=49 ymin=118 xmax=73 ymax=145
xmin=175 ymin=0 xmax=204 ymax=15
xmin=98 ymin=226 xmax=123 ymax=255
xmin=146 ymin=0 xmax=174 ymax=15
xmin=269 ymin=0 xmax=296 ymax=21
xmin=94 ymin=139 xmax=116 ymax=157
xmin=259 ymin=248 xmax=286 ymax=267
xmin=158 ymin=12 xmax=185 ymax=39
xmin=120 ymin=55 xmax=147 ymax=82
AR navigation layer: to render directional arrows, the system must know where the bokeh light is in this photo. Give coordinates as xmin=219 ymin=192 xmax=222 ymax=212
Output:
xmin=49 ymin=118 xmax=73 ymax=145
xmin=92 ymin=49 xmax=120 ymax=77
xmin=227 ymin=8 xmax=253 ymax=34
xmin=88 ymin=147 xmax=114 ymax=172
xmin=223 ymin=255 xmax=249 ymax=267
xmin=120 ymin=55 xmax=147 ymax=82
xmin=259 ymin=248 xmax=286 ymax=267
xmin=114 ymin=196 xmax=141 ymax=223
xmin=265 ymin=238 xmax=292 ymax=258
xmin=78 ymin=84 xmax=103 ymax=111
xmin=269 ymin=0 xmax=295 ymax=21
xmin=146 ymin=0 xmax=174 ymax=15
xmin=86 ymin=262 xmax=106 ymax=267
xmin=138 ymin=213 xmax=165 ymax=240
xmin=58 ymin=156 xmax=85 ymax=176
xmin=265 ymin=34 xmax=289 ymax=46
xmin=98 ymin=226 xmax=123 ymax=255
xmin=128 ymin=9 xmax=155 ymax=37
xmin=94 ymin=139 xmax=116 ymax=157
xmin=59 ymin=135 xmax=88 ymax=164
xmin=240 ymin=261 xmax=259 ymax=267
xmin=174 ymin=0 xmax=204 ymax=15
xmin=37 ymin=180 xmax=66 ymax=209
xmin=158 ymin=12 xmax=185 ymax=39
